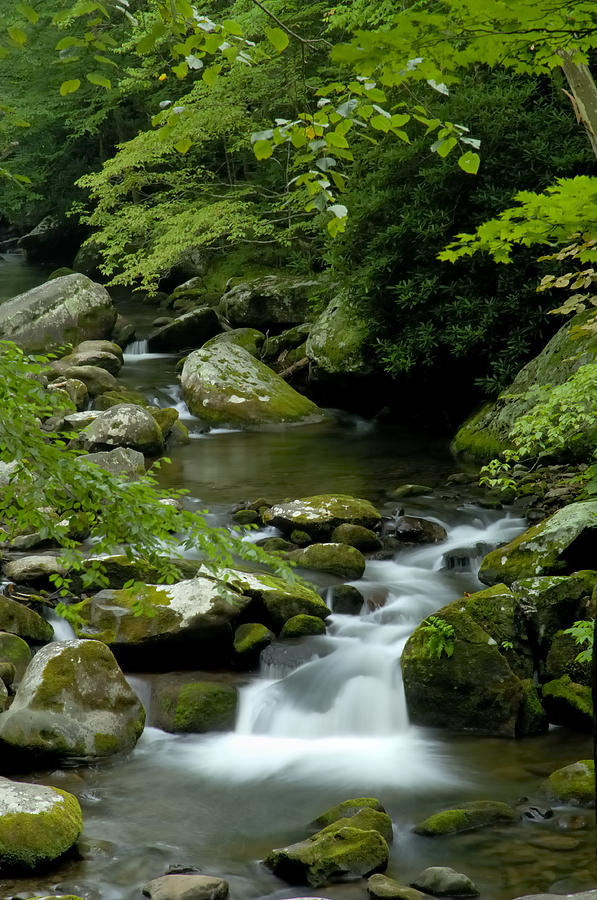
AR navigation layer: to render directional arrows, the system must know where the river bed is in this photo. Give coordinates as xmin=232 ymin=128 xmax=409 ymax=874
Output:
xmin=0 ymin=255 xmax=594 ymax=900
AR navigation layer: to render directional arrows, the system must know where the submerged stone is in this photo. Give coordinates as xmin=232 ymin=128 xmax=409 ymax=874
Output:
xmin=368 ymin=875 xmax=426 ymax=900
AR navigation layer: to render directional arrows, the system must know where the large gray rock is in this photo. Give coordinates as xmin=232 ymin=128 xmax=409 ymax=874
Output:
xmin=0 ymin=639 xmax=145 ymax=759
xmin=0 ymin=274 xmax=116 ymax=352
xmin=82 ymin=404 xmax=164 ymax=455
xmin=452 ymin=308 xmax=597 ymax=462
xmin=218 ymin=275 xmax=320 ymax=329
xmin=203 ymin=327 xmax=265 ymax=358
xmin=263 ymin=494 xmax=382 ymax=540
xmin=0 ymin=776 xmax=83 ymax=870
xmin=412 ymin=867 xmax=478 ymax=897
xmin=142 ymin=874 xmax=229 ymax=900
xmin=75 ymin=446 xmax=146 ymax=481
xmin=0 ymin=595 xmax=54 ymax=643
xmin=306 ymin=291 xmax=375 ymax=382
xmin=215 ymin=569 xmax=330 ymax=631
xmin=181 ymin=343 xmax=324 ymax=428
xmin=147 ymin=307 xmax=221 ymax=352
xmin=51 ymin=348 xmax=122 ymax=377
xmin=287 ymin=543 xmax=366 ymax=579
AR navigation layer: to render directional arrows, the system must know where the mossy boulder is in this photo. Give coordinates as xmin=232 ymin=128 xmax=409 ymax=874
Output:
xmin=216 ymin=570 xmax=330 ymax=631
xmin=75 ymin=446 xmax=146 ymax=481
xmin=544 ymin=629 xmax=592 ymax=685
xmin=3 ymin=555 xmax=67 ymax=588
xmin=204 ymin=327 xmax=265 ymax=357
xmin=412 ymin=867 xmax=479 ymax=897
xmin=511 ymin=572 xmax=597 ymax=654
xmin=218 ymin=274 xmax=320 ymax=329
xmin=458 ymin=584 xmax=532 ymax=678
xmin=287 ymin=543 xmax=366 ymax=579
xmin=0 ymin=777 xmax=83 ymax=870
xmin=263 ymin=826 xmax=389 ymax=887
xmin=152 ymin=680 xmax=237 ymax=734
xmin=329 ymin=584 xmax=364 ymax=615
xmin=262 ymin=495 xmax=381 ymax=540
xmin=0 ymin=274 xmax=116 ymax=353
xmin=330 ymin=524 xmax=382 ymax=552
xmin=394 ymin=515 xmax=447 ymax=544
xmin=542 ymin=676 xmax=593 ymax=732
xmin=368 ymin=875 xmax=426 ymax=900
xmin=147 ymin=307 xmax=221 ymax=352
xmin=413 ymin=801 xmax=515 ymax=836
xmin=82 ymin=403 xmax=164 ymax=455
xmin=280 ymin=615 xmax=327 ymax=639
xmin=543 ymin=759 xmax=595 ymax=807
xmin=306 ymin=291 xmax=375 ymax=381
xmin=93 ymin=387 xmax=150 ymax=410
xmin=451 ymin=308 xmax=597 ymax=463
xmin=233 ymin=622 xmax=275 ymax=657
xmin=59 ymin=364 xmax=119 ymax=397
xmin=51 ymin=348 xmax=122 ymax=377
xmin=312 ymin=798 xmax=387 ymax=829
xmin=181 ymin=343 xmax=324 ymax=428
xmin=478 ymin=503 xmax=597 ymax=586
xmin=0 ymin=639 xmax=145 ymax=760
xmin=262 ymin=324 xmax=312 ymax=360
xmin=0 ymin=596 xmax=53 ymax=644
xmin=317 ymin=808 xmax=393 ymax=844
xmin=0 ymin=661 xmax=15 ymax=689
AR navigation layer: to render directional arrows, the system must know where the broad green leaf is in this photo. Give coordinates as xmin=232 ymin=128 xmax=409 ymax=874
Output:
xmin=370 ymin=114 xmax=391 ymax=132
xmin=86 ymin=72 xmax=111 ymax=89
xmin=56 ymin=37 xmax=87 ymax=50
xmin=223 ymin=19 xmax=243 ymax=36
xmin=175 ymin=138 xmax=192 ymax=154
xmin=94 ymin=54 xmax=118 ymax=67
xmin=136 ymin=33 xmax=156 ymax=53
xmin=433 ymin=136 xmax=457 ymax=157
xmin=266 ymin=27 xmax=289 ymax=53
xmin=458 ymin=151 xmax=481 ymax=174
xmin=16 ymin=2 xmax=38 ymax=24
xmin=60 ymin=79 xmax=81 ymax=95
xmin=172 ymin=61 xmax=188 ymax=79
xmin=329 ymin=203 xmax=348 ymax=218
xmin=13 ymin=173 xmax=31 ymax=183
xmin=8 ymin=26 xmax=27 ymax=46
xmin=202 ymin=65 xmax=221 ymax=87
xmin=253 ymin=139 xmax=273 ymax=160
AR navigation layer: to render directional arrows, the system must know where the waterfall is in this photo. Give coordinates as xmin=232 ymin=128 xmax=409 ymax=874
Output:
xmin=124 ymin=338 xmax=149 ymax=356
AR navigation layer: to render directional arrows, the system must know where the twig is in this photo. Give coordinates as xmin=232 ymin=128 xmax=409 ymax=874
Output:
xmin=249 ymin=0 xmax=332 ymax=49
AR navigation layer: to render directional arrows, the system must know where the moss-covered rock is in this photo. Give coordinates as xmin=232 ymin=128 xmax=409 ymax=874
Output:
xmin=216 ymin=569 xmax=330 ymax=631
xmin=233 ymin=622 xmax=275 ymax=657
xmin=93 ymin=387 xmax=150 ymax=410
xmin=542 ymin=676 xmax=593 ymax=732
xmin=394 ymin=515 xmax=447 ymax=544
xmin=75 ymin=446 xmax=146 ymax=481
xmin=59 ymin=364 xmax=119 ymax=397
xmin=204 ymin=327 xmax=265 ymax=357
xmin=3 ymin=555 xmax=67 ymax=587
xmin=368 ymin=874 xmax=426 ymax=900
xmin=287 ymin=543 xmax=366 ymax=580
xmin=218 ymin=275 xmax=321 ymax=329
xmin=312 ymin=798 xmax=387 ymax=829
xmin=458 ymin=584 xmax=532 ymax=678
xmin=543 ymin=760 xmax=595 ymax=807
xmin=257 ymin=537 xmax=295 ymax=553
xmin=152 ymin=681 xmax=237 ymax=734
xmin=330 ymin=524 xmax=382 ymax=552
xmin=478 ymin=503 xmax=597 ymax=586
xmin=263 ymin=495 xmax=381 ymax=540
xmin=0 ymin=777 xmax=83 ymax=870
xmin=413 ymin=801 xmax=515 ymax=836
xmin=511 ymin=572 xmax=597 ymax=654
xmin=517 ymin=678 xmax=549 ymax=735
xmin=232 ymin=508 xmax=261 ymax=526
xmin=142 ymin=874 xmax=229 ymax=900
xmin=317 ymin=808 xmax=393 ymax=844
xmin=390 ymin=484 xmax=432 ymax=499
xmin=181 ymin=343 xmax=324 ymax=428
xmin=0 ymin=596 xmax=54 ymax=644
xmin=451 ymin=308 xmax=597 ymax=463
xmin=280 ymin=615 xmax=327 ymax=639
xmin=51 ymin=348 xmax=122 ymax=377
xmin=0 ymin=639 xmax=145 ymax=760
xmin=0 ymin=661 xmax=16 ymax=689
xmin=82 ymin=403 xmax=164 ymax=455
xmin=306 ymin=291 xmax=375 ymax=382
xmin=150 ymin=406 xmax=179 ymax=442
xmin=263 ymin=826 xmax=389 ymax=887
xmin=262 ymin=324 xmax=312 ymax=360
xmin=330 ymin=584 xmax=364 ymax=615
xmin=0 ymin=274 xmax=116 ymax=353
xmin=544 ymin=629 xmax=592 ymax=685
xmin=147 ymin=307 xmax=221 ymax=352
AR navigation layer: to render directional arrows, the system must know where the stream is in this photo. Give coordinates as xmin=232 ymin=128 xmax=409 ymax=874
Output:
xmin=0 ymin=253 xmax=595 ymax=900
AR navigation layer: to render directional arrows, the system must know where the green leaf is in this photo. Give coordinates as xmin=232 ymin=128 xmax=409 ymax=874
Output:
xmin=223 ymin=19 xmax=243 ymax=36
xmin=202 ymin=65 xmax=221 ymax=87
xmin=60 ymin=79 xmax=81 ymax=96
xmin=172 ymin=61 xmax=188 ymax=79
xmin=253 ymin=139 xmax=273 ymax=160
xmin=56 ymin=36 xmax=87 ymax=50
xmin=94 ymin=54 xmax=118 ymax=67
xmin=265 ymin=27 xmax=289 ymax=53
xmin=136 ymin=33 xmax=156 ymax=53
xmin=8 ymin=26 xmax=27 ymax=46
xmin=458 ymin=150 xmax=481 ymax=174
xmin=86 ymin=72 xmax=111 ymax=89
xmin=16 ymin=2 xmax=38 ymax=24
xmin=370 ymin=114 xmax=391 ymax=132
xmin=174 ymin=137 xmax=192 ymax=154
xmin=433 ymin=136 xmax=457 ymax=158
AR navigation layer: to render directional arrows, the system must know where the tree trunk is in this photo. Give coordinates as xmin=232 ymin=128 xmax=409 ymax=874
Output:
xmin=559 ymin=52 xmax=597 ymax=161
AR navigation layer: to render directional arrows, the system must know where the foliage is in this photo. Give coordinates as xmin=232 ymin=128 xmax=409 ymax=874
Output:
xmin=564 ymin=619 xmax=594 ymax=665
xmin=0 ymin=340 xmax=295 ymax=603
xmin=419 ymin=615 xmax=455 ymax=660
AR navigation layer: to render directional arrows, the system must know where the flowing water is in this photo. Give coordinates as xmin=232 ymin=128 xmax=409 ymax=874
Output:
xmin=0 ymin=256 xmax=595 ymax=900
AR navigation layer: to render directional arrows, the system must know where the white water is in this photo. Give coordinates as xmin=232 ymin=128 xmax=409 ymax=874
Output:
xmin=163 ymin=511 xmax=526 ymax=792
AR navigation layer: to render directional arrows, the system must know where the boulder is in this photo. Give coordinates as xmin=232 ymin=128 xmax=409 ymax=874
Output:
xmin=287 ymin=543 xmax=366 ymax=580
xmin=544 ymin=629 xmax=592 ymax=685
xmin=263 ymin=495 xmax=382 ymax=540
xmin=93 ymin=387 xmax=151 ymax=410
xmin=478 ymin=503 xmax=597 ymax=586
xmin=330 ymin=524 xmax=382 ymax=551
xmin=218 ymin=275 xmax=320 ymax=329
xmin=51 ymin=348 xmax=122 ymax=377
xmin=390 ymin=484 xmax=432 ymax=499
xmin=147 ymin=307 xmax=221 ymax=352
xmin=0 ymin=776 xmax=83 ymax=869
xmin=0 ymin=595 xmax=54 ymax=643
xmin=451 ymin=308 xmax=597 ymax=463
xmin=0 ymin=631 xmax=31 ymax=682
xmin=218 ymin=570 xmax=331 ymax=631
xmin=263 ymin=826 xmax=388 ymax=887
xmin=82 ymin=404 xmax=164 ymax=455
xmin=413 ymin=800 xmax=516 ymax=836
xmin=312 ymin=798 xmax=387 ymax=829
xmin=316 ymin=808 xmax=393 ymax=844
xmin=542 ymin=760 xmax=595 ymax=807
xmin=204 ymin=327 xmax=265 ymax=357
xmin=412 ymin=867 xmax=479 ymax=897
xmin=152 ymin=681 xmax=237 ymax=733
xmin=75 ymin=446 xmax=146 ymax=481
xmin=0 ymin=274 xmax=116 ymax=353
xmin=511 ymin=572 xmax=596 ymax=654
xmin=280 ymin=615 xmax=327 ymax=639
xmin=60 ymin=364 xmax=120 ymax=397
xmin=72 ymin=577 xmax=252 ymax=659
xmin=3 ymin=554 xmax=67 ymax=587
xmin=329 ymin=584 xmax=364 ymax=615
xmin=142 ymin=874 xmax=229 ymax=900
xmin=541 ymin=676 xmax=593 ymax=731
xmin=0 ymin=639 xmax=145 ymax=760
xmin=368 ymin=876 xmax=426 ymax=900
xmin=0 ymin=662 xmax=15 ymax=691
xmin=394 ymin=515 xmax=447 ymax=544
xmin=76 ymin=338 xmax=124 ymax=360
xmin=181 ymin=344 xmax=324 ymax=428
xmin=306 ymin=291 xmax=375 ymax=384
xmin=49 ymin=377 xmax=88 ymax=410
xmin=233 ymin=622 xmax=275 ymax=657
xmin=262 ymin=324 xmax=312 ymax=361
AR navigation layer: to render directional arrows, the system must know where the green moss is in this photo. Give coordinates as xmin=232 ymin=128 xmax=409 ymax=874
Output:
xmin=280 ymin=615 xmax=327 ymax=639
xmin=542 ymin=675 xmax=593 ymax=732
xmin=317 ymin=807 xmax=393 ymax=843
xmin=0 ymin=631 xmax=31 ymax=681
xmin=0 ymin=787 xmax=83 ymax=870
xmin=517 ymin=678 xmax=549 ymax=736
xmin=170 ymin=682 xmax=237 ymax=733
xmin=312 ymin=797 xmax=386 ymax=828
xmin=150 ymin=406 xmax=179 ymax=439
xmin=413 ymin=801 xmax=515 ymax=836
xmin=233 ymin=622 xmax=275 ymax=655
xmin=94 ymin=732 xmax=121 ymax=755
xmin=545 ymin=759 xmax=595 ymax=806
xmin=450 ymin=402 xmax=510 ymax=463
xmin=287 ymin=543 xmax=366 ymax=579
xmin=368 ymin=874 xmax=426 ymax=900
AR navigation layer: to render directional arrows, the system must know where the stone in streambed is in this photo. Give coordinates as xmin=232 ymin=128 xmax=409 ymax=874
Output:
xmin=331 ymin=523 xmax=382 ymax=551
xmin=542 ymin=760 xmax=595 ymax=807
xmin=287 ymin=543 xmax=366 ymax=580
xmin=262 ymin=494 xmax=381 ymax=540
xmin=75 ymin=446 xmax=146 ymax=481
xmin=369 ymin=875 xmax=426 ymax=900
xmin=329 ymin=584 xmax=364 ymax=615
xmin=216 ymin=570 xmax=330 ymax=631
xmin=233 ymin=622 xmax=275 ymax=657
xmin=317 ymin=807 xmax=393 ymax=844
xmin=542 ymin=675 xmax=593 ymax=732
xmin=152 ymin=681 xmax=237 ymax=734
xmin=544 ymin=628 xmax=592 ymax=685
xmin=51 ymin=348 xmax=122 ymax=377
xmin=218 ymin=274 xmax=319 ymax=329
xmin=0 ymin=595 xmax=54 ymax=643
xmin=280 ymin=615 xmax=327 ymax=639
xmin=142 ymin=873 xmax=229 ymax=900
xmin=511 ymin=572 xmax=597 ymax=654
xmin=3 ymin=554 xmax=67 ymax=587
xmin=413 ymin=800 xmax=515 ymax=836
xmin=82 ymin=404 xmax=164 ymax=455
xmin=204 ymin=327 xmax=265 ymax=357
xmin=0 ymin=776 xmax=83 ymax=870
xmin=312 ymin=798 xmax=387 ymax=828
xmin=390 ymin=484 xmax=432 ymax=499
xmin=394 ymin=515 xmax=447 ymax=544
xmin=412 ymin=867 xmax=479 ymax=897
xmin=147 ymin=307 xmax=221 ymax=353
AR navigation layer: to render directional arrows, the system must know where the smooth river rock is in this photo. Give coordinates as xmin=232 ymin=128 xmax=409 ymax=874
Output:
xmin=262 ymin=494 xmax=382 ymax=540
xmin=143 ymin=874 xmax=229 ymax=900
